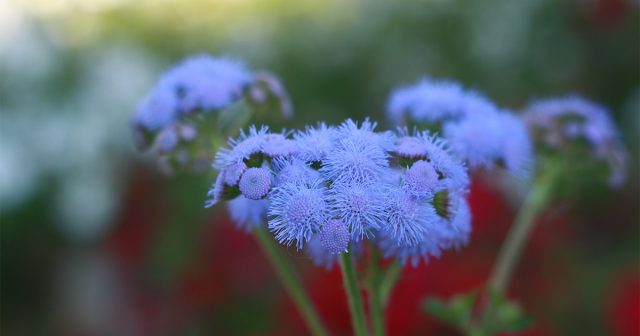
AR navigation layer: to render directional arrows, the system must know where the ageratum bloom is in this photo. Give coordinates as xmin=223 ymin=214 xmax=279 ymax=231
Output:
xmin=205 ymin=119 xmax=472 ymax=266
xmin=524 ymin=95 xmax=628 ymax=187
xmin=268 ymin=180 xmax=329 ymax=249
xmin=444 ymin=108 xmax=533 ymax=177
xmin=387 ymin=78 xmax=494 ymax=124
xmin=132 ymin=54 xmax=292 ymax=172
xmin=321 ymin=119 xmax=392 ymax=185
xmin=133 ymin=55 xmax=253 ymax=146
xmin=387 ymin=78 xmax=534 ymax=178
xmin=239 ymin=167 xmax=272 ymax=200
xmin=403 ymin=160 xmax=439 ymax=198
xmin=294 ymin=123 xmax=337 ymax=164
xmin=329 ymin=182 xmax=386 ymax=241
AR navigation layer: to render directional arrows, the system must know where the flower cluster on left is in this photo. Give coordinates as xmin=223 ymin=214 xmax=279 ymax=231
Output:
xmin=206 ymin=119 xmax=472 ymax=268
xmin=132 ymin=54 xmax=291 ymax=173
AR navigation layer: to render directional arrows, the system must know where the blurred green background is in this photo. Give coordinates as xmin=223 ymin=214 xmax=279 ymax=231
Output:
xmin=1 ymin=0 xmax=638 ymax=335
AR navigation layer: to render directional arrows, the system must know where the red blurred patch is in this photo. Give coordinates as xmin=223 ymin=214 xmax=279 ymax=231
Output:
xmin=606 ymin=269 xmax=640 ymax=336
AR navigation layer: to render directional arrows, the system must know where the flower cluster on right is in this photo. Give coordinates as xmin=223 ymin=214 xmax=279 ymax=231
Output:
xmin=206 ymin=120 xmax=471 ymax=267
xmin=387 ymin=78 xmax=534 ymax=178
xmin=523 ymin=96 xmax=628 ymax=188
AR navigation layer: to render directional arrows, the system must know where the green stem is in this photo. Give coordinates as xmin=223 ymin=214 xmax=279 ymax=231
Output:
xmin=380 ymin=261 xmax=402 ymax=306
xmin=253 ymin=227 xmax=327 ymax=336
xmin=340 ymin=251 xmax=368 ymax=336
xmin=367 ymin=247 xmax=386 ymax=336
xmin=486 ymin=169 xmax=557 ymax=295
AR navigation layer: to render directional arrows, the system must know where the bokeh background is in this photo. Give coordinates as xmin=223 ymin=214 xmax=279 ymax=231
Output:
xmin=1 ymin=0 xmax=638 ymax=335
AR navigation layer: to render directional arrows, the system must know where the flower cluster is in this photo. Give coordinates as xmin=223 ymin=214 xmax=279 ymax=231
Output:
xmin=206 ymin=119 xmax=471 ymax=267
xmin=132 ymin=54 xmax=292 ymax=172
xmin=523 ymin=96 xmax=628 ymax=187
xmin=387 ymin=78 xmax=533 ymax=177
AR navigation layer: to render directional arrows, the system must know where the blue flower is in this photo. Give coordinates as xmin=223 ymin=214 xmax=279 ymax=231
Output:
xmin=337 ymin=119 xmax=395 ymax=152
xmin=214 ymin=125 xmax=268 ymax=168
xmin=321 ymin=119 xmax=392 ymax=185
xmin=223 ymin=162 xmax=247 ymax=186
xmin=403 ymin=160 xmax=439 ymax=198
xmin=444 ymin=109 xmax=533 ymax=177
xmin=524 ymin=95 xmax=628 ymax=187
xmin=387 ymin=78 xmax=494 ymax=125
xmin=134 ymin=84 xmax=179 ymax=131
xmin=394 ymin=132 xmax=429 ymax=160
xmin=268 ymin=180 xmax=328 ymax=249
xmin=159 ymin=55 xmax=253 ymax=114
xmin=134 ymin=55 xmax=253 ymax=133
xmin=329 ymin=183 xmax=386 ymax=241
xmin=319 ymin=219 xmax=350 ymax=254
xmin=382 ymin=188 xmax=438 ymax=247
xmin=443 ymin=107 xmax=504 ymax=170
xmin=239 ymin=167 xmax=272 ymax=200
xmin=380 ymin=198 xmax=471 ymax=267
xmin=294 ymin=123 xmax=337 ymax=163
xmin=262 ymin=132 xmax=297 ymax=158
xmin=227 ymin=196 xmax=269 ymax=232
xmin=419 ymin=132 xmax=469 ymax=192
xmin=499 ymin=113 xmax=534 ymax=178
xmin=272 ymin=157 xmax=320 ymax=186
xmin=387 ymin=78 xmax=466 ymax=124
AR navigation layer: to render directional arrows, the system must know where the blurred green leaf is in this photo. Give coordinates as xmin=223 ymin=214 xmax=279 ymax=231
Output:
xmin=423 ymin=291 xmax=478 ymax=329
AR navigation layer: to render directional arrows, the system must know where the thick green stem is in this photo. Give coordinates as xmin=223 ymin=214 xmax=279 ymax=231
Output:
xmin=340 ymin=251 xmax=368 ymax=336
xmin=367 ymin=247 xmax=386 ymax=336
xmin=487 ymin=168 xmax=558 ymax=296
xmin=253 ymin=227 xmax=327 ymax=336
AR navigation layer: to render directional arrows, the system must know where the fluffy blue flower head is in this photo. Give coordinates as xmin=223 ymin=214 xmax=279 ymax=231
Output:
xmin=329 ymin=183 xmax=385 ymax=241
xmin=262 ymin=133 xmax=297 ymax=158
xmin=239 ymin=167 xmax=271 ymax=200
xmin=214 ymin=126 xmax=268 ymax=167
xmin=387 ymin=79 xmax=466 ymax=124
xmin=320 ymin=219 xmax=350 ymax=254
xmin=268 ymin=181 xmax=328 ymax=249
xmin=404 ymin=160 xmax=439 ymax=198
xmin=134 ymin=55 xmax=252 ymax=133
xmin=321 ymin=119 xmax=392 ymax=185
xmin=227 ymin=196 xmax=269 ymax=232
xmin=381 ymin=198 xmax=472 ymax=266
xmin=444 ymin=108 xmax=533 ymax=177
xmin=395 ymin=135 xmax=429 ymax=160
xmin=387 ymin=78 xmax=496 ymax=125
xmin=383 ymin=189 xmax=438 ymax=247
xmin=272 ymin=158 xmax=320 ymax=186
xmin=419 ymin=132 xmax=469 ymax=192
xmin=294 ymin=123 xmax=337 ymax=163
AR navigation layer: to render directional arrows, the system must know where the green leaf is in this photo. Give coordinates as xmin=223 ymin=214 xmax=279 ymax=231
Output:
xmin=423 ymin=291 xmax=478 ymax=328
xmin=484 ymin=291 xmax=533 ymax=333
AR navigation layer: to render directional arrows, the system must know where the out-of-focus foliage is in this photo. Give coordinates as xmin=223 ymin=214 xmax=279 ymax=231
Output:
xmin=1 ymin=0 xmax=637 ymax=335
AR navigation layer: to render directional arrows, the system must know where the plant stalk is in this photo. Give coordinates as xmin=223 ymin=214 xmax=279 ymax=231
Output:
xmin=253 ymin=227 xmax=327 ymax=336
xmin=340 ymin=251 xmax=369 ymax=336
xmin=487 ymin=167 xmax=558 ymax=296
xmin=368 ymin=247 xmax=386 ymax=336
